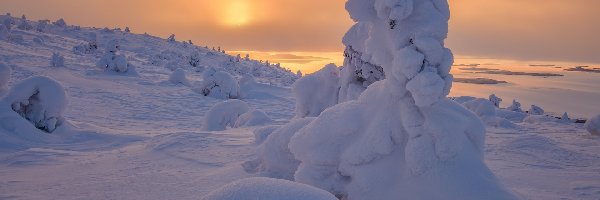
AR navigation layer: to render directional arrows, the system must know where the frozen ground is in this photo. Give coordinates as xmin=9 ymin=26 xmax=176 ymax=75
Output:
xmin=0 ymin=15 xmax=599 ymax=200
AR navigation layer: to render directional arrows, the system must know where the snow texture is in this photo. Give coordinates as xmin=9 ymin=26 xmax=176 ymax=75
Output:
xmin=288 ymin=1 xmax=516 ymax=199
xmin=51 ymin=52 xmax=65 ymax=67
xmin=168 ymin=68 xmax=191 ymax=86
xmin=197 ymin=68 xmax=240 ymax=99
xmin=292 ymin=63 xmax=340 ymax=118
xmin=234 ymin=109 xmax=273 ymax=128
xmin=585 ymin=114 xmax=600 ymax=136
xmin=201 ymin=100 xmax=249 ymax=131
xmin=202 ymin=177 xmax=337 ymax=200
xmin=0 ymin=62 xmax=10 ymax=94
xmin=2 ymin=76 xmax=68 ymax=133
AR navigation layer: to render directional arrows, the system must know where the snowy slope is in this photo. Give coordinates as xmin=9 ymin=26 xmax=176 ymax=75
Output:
xmin=0 ymin=15 xmax=599 ymax=200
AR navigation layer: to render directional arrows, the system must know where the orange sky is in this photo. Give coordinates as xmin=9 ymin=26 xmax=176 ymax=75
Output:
xmin=1 ymin=0 xmax=599 ymax=65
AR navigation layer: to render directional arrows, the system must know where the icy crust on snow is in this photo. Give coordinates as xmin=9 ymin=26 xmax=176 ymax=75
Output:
xmin=287 ymin=0 xmax=516 ymax=199
xmin=292 ymin=64 xmax=340 ymax=118
xmin=585 ymin=114 xmax=600 ymax=136
xmin=201 ymin=100 xmax=249 ymax=131
xmin=1 ymin=76 xmax=68 ymax=133
xmin=201 ymin=177 xmax=337 ymax=200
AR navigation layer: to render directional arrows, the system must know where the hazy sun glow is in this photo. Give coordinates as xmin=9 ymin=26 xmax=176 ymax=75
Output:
xmin=222 ymin=0 xmax=251 ymax=27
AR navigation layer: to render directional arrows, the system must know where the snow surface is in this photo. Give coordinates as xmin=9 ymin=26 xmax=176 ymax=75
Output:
xmin=201 ymin=99 xmax=249 ymax=131
xmin=585 ymin=114 xmax=600 ymax=136
xmin=168 ymin=68 xmax=191 ymax=86
xmin=0 ymin=61 xmax=10 ymax=94
xmin=0 ymin=13 xmax=599 ymax=200
xmin=292 ymin=63 xmax=339 ymax=118
xmin=201 ymin=177 xmax=337 ymax=200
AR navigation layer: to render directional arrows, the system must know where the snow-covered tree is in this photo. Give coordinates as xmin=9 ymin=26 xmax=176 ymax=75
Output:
xmin=21 ymin=14 xmax=26 ymax=20
xmin=296 ymin=70 xmax=302 ymax=77
xmin=188 ymin=51 xmax=201 ymax=67
xmin=196 ymin=68 xmax=240 ymax=99
xmin=561 ymin=112 xmax=571 ymax=123
xmin=528 ymin=105 xmax=544 ymax=115
xmin=2 ymin=76 xmax=68 ymax=133
xmin=236 ymin=54 xmax=241 ymax=62
xmin=96 ymin=39 xmax=130 ymax=73
xmin=245 ymin=54 xmax=250 ymax=61
xmin=286 ymin=0 xmax=516 ymax=199
xmin=53 ymin=18 xmax=67 ymax=27
xmin=50 ymin=52 xmax=65 ymax=67
xmin=124 ymin=27 xmax=130 ymax=33
xmin=507 ymin=99 xmax=522 ymax=112
xmin=167 ymin=34 xmax=176 ymax=42
xmin=17 ymin=19 xmax=33 ymax=30
xmin=36 ymin=20 xmax=48 ymax=32
xmin=585 ymin=114 xmax=600 ymax=136
xmin=489 ymin=94 xmax=502 ymax=107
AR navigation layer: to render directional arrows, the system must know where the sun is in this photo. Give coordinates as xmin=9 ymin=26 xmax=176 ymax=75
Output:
xmin=223 ymin=0 xmax=251 ymax=27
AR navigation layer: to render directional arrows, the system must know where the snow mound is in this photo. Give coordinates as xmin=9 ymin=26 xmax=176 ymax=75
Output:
xmin=585 ymin=114 xmax=600 ymax=136
xmin=489 ymin=94 xmax=502 ymax=107
xmin=507 ymin=99 xmax=522 ymax=112
xmin=201 ymin=177 xmax=337 ymax=200
xmin=243 ymin=118 xmax=314 ymax=180
xmin=252 ymin=125 xmax=280 ymax=145
xmin=201 ymin=100 xmax=249 ymax=131
xmin=0 ymin=62 xmax=10 ymax=94
xmin=168 ymin=68 xmax=191 ymax=86
xmin=528 ymin=105 xmax=545 ymax=115
xmin=462 ymin=98 xmax=517 ymax=129
xmin=2 ymin=76 xmax=68 ymax=133
xmin=197 ymin=68 xmax=240 ymax=99
xmin=292 ymin=63 xmax=340 ymax=118
xmin=234 ymin=109 xmax=273 ymax=128
xmin=50 ymin=52 xmax=65 ymax=67
xmin=287 ymin=0 xmax=516 ymax=199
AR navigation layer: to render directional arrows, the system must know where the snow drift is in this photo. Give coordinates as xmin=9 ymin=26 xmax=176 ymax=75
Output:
xmin=585 ymin=114 xmax=600 ymax=136
xmin=201 ymin=177 xmax=337 ymax=200
xmin=1 ymin=76 xmax=68 ymax=133
xmin=201 ymin=100 xmax=249 ymax=131
xmin=285 ymin=0 xmax=516 ymax=199
xmin=292 ymin=63 xmax=340 ymax=118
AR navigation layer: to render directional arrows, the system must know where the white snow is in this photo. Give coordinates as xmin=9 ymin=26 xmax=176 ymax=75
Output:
xmin=96 ymin=39 xmax=131 ymax=73
xmin=201 ymin=177 xmax=337 ymax=200
xmin=0 ymin=62 xmax=10 ymax=94
xmin=585 ymin=114 xmax=600 ymax=136
xmin=292 ymin=63 xmax=340 ymax=118
xmin=489 ymin=94 xmax=502 ymax=108
xmin=507 ymin=99 xmax=523 ymax=112
xmin=1 ymin=76 xmax=68 ymax=133
xmin=168 ymin=68 xmax=191 ymax=86
xmin=234 ymin=109 xmax=273 ymax=128
xmin=201 ymin=99 xmax=249 ymax=131
xmin=529 ymin=105 xmax=545 ymax=115
xmin=196 ymin=69 xmax=240 ymax=99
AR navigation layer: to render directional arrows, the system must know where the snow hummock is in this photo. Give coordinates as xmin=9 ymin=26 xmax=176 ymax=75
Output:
xmin=1 ymin=76 xmax=68 ymax=133
xmin=50 ymin=52 xmax=65 ymax=67
xmin=585 ymin=114 xmax=600 ymax=136
xmin=201 ymin=100 xmax=249 ymax=131
xmin=197 ymin=68 xmax=240 ymax=99
xmin=292 ymin=63 xmax=340 ymax=118
xmin=168 ymin=68 xmax=191 ymax=86
xmin=286 ymin=0 xmax=516 ymax=199
xmin=234 ymin=109 xmax=273 ymax=128
xmin=528 ymin=105 xmax=545 ymax=115
xmin=561 ymin=112 xmax=571 ymax=123
xmin=201 ymin=177 xmax=337 ymax=200
xmin=507 ymin=99 xmax=523 ymax=112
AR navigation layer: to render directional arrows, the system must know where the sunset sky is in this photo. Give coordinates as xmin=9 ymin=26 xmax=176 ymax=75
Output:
xmin=2 ymin=0 xmax=599 ymax=72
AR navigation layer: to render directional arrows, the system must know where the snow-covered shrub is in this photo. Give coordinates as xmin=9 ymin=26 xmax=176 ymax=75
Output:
xmin=197 ymin=68 xmax=240 ymax=99
xmin=167 ymin=34 xmax=176 ymax=42
xmin=201 ymin=177 xmax=337 ymax=200
xmin=96 ymin=39 xmax=130 ymax=73
xmin=463 ymin=98 xmax=517 ymax=128
xmin=188 ymin=51 xmax=201 ymax=67
xmin=16 ymin=20 xmax=33 ymax=31
xmin=168 ymin=68 xmax=191 ymax=86
xmin=489 ymin=94 xmax=502 ymax=107
xmin=73 ymin=33 xmax=98 ymax=55
xmin=243 ymin=118 xmax=314 ymax=179
xmin=0 ymin=24 xmax=8 ymax=40
xmin=288 ymin=0 xmax=516 ymax=199
xmin=234 ymin=109 xmax=273 ymax=128
xmin=124 ymin=27 xmax=130 ymax=33
xmin=50 ymin=52 xmax=65 ymax=67
xmin=339 ymin=45 xmax=385 ymax=102
xmin=585 ymin=114 xmax=600 ymax=136
xmin=53 ymin=18 xmax=67 ymax=27
xmin=507 ymin=99 xmax=522 ymax=112
xmin=528 ymin=105 xmax=544 ymax=115
xmin=201 ymin=99 xmax=249 ymax=131
xmin=292 ymin=63 xmax=340 ymax=118
xmin=560 ymin=112 xmax=571 ymax=123
xmin=0 ymin=62 xmax=10 ymax=93
xmin=2 ymin=76 xmax=68 ymax=133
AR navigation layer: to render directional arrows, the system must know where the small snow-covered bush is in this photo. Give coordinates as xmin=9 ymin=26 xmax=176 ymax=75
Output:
xmin=242 ymin=118 xmax=314 ymax=179
xmin=507 ymin=99 xmax=522 ymax=112
xmin=167 ymin=34 xmax=176 ymax=42
xmin=201 ymin=177 xmax=337 ymax=200
xmin=96 ymin=39 xmax=131 ymax=73
xmin=560 ymin=112 xmax=571 ymax=123
xmin=197 ymin=69 xmax=240 ymax=99
xmin=234 ymin=109 xmax=273 ymax=128
xmin=0 ymin=62 xmax=10 ymax=93
xmin=292 ymin=63 xmax=340 ymax=118
xmin=188 ymin=51 xmax=201 ymax=67
xmin=168 ymin=68 xmax=191 ymax=86
xmin=36 ymin=20 xmax=48 ymax=32
xmin=489 ymin=94 xmax=502 ymax=107
xmin=2 ymin=76 xmax=68 ymax=133
xmin=201 ymin=100 xmax=249 ymax=131
xmin=463 ymin=98 xmax=517 ymax=128
xmin=53 ymin=18 xmax=67 ymax=27
xmin=50 ymin=52 xmax=65 ymax=67
xmin=585 ymin=115 xmax=600 ymax=136
xmin=528 ymin=105 xmax=544 ymax=115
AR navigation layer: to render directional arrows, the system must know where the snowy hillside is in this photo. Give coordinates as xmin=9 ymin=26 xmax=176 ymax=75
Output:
xmin=1 ymin=8 xmax=600 ymax=200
